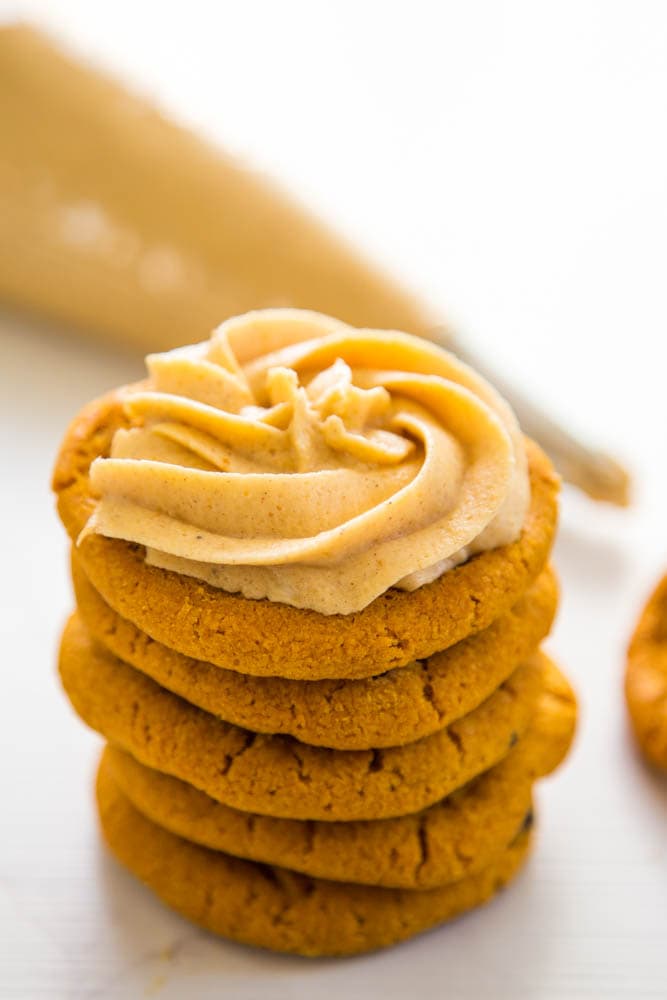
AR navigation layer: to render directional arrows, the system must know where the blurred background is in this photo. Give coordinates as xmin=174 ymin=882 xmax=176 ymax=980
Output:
xmin=4 ymin=0 xmax=667 ymax=448
xmin=1 ymin=3 xmax=666 ymax=999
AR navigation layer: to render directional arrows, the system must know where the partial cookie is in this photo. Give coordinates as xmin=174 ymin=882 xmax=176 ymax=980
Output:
xmin=73 ymin=554 xmax=557 ymax=749
xmin=59 ymin=613 xmax=541 ymax=821
xmin=625 ymin=573 xmax=667 ymax=769
xmin=533 ymin=654 xmax=578 ymax=772
xmin=53 ymin=390 xmax=559 ymax=680
xmin=103 ymin=659 xmax=574 ymax=889
xmin=97 ymin=760 xmax=533 ymax=957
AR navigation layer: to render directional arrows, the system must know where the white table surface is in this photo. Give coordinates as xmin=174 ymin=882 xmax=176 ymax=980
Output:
xmin=2 ymin=3 xmax=666 ymax=998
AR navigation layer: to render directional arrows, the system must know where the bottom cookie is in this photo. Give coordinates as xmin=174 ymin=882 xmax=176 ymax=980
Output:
xmin=97 ymin=762 xmax=532 ymax=957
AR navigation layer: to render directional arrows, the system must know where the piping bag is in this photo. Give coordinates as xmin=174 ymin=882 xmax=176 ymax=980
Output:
xmin=0 ymin=25 xmax=628 ymax=505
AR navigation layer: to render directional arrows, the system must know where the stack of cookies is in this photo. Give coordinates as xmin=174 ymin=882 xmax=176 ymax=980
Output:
xmin=54 ymin=309 xmax=576 ymax=956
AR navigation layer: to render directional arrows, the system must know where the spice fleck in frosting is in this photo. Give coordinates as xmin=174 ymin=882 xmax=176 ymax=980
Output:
xmin=81 ymin=309 xmax=529 ymax=614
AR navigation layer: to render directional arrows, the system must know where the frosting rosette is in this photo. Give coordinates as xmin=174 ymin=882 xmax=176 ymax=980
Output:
xmin=81 ymin=309 xmax=530 ymax=614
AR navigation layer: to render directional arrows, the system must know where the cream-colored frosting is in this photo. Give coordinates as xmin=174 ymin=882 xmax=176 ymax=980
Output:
xmin=82 ymin=309 xmax=529 ymax=615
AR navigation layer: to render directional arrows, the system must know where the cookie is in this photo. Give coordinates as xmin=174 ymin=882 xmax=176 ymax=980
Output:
xmin=102 ymin=657 xmax=574 ymax=889
xmin=59 ymin=613 xmax=542 ymax=821
xmin=72 ymin=553 xmax=557 ymax=750
xmin=533 ymin=654 xmax=579 ymax=770
xmin=97 ymin=760 xmax=533 ymax=957
xmin=625 ymin=573 xmax=667 ymax=769
xmin=53 ymin=389 xmax=559 ymax=680
xmin=104 ymin=742 xmax=531 ymax=891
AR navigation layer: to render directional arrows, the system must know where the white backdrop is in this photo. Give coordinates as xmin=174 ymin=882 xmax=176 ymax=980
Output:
xmin=1 ymin=3 xmax=666 ymax=998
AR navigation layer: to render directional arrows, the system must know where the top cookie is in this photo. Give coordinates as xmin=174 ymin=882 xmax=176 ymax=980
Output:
xmin=53 ymin=389 xmax=558 ymax=680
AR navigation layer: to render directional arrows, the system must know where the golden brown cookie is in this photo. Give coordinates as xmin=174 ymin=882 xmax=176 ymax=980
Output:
xmin=59 ymin=613 xmax=542 ymax=821
xmin=103 ymin=658 xmax=574 ymax=889
xmin=72 ymin=553 xmax=558 ymax=750
xmin=534 ymin=654 xmax=579 ymax=770
xmin=625 ymin=573 xmax=667 ymax=769
xmin=104 ymin=744 xmax=532 ymax=891
xmin=53 ymin=389 xmax=559 ymax=680
xmin=97 ymin=759 xmax=533 ymax=957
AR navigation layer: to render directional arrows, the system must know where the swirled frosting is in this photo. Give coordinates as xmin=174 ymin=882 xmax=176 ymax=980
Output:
xmin=82 ymin=309 xmax=529 ymax=614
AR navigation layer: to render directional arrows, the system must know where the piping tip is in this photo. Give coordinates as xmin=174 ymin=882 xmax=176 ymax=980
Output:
xmin=426 ymin=327 xmax=632 ymax=508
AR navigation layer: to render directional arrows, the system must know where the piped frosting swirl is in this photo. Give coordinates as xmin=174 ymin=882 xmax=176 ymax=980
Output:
xmin=81 ymin=309 xmax=529 ymax=614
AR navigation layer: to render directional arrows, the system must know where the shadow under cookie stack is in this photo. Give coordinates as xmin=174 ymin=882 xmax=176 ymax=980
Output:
xmin=54 ymin=310 xmax=576 ymax=956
